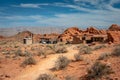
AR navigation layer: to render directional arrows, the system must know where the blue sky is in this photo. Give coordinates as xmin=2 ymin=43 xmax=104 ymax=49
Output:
xmin=0 ymin=0 xmax=120 ymax=28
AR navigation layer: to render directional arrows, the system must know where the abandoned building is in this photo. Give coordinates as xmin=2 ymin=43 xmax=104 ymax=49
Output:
xmin=81 ymin=34 xmax=107 ymax=44
xmin=69 ymin=34 xmax=108 ymax=44
xmin=23 ymin=37 xmax=33 ymax=45
xmin=40 ymin=37 xmax=57 ymax=44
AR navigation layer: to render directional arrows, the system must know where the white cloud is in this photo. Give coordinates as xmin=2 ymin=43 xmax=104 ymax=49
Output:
xmin=13 ymin=3 xmax=40 ymax=8
xmin=1 ymin=11 xmax=120 ymax=28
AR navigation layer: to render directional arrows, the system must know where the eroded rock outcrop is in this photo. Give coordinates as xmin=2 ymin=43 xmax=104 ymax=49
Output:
xmin=107 ymin=24 xmax=120 ymax=43
xmin=107 ymin=31 xmax=120 ymax=43
xmin=86 ymin=27 xmax=107 ymax=35
xmin=58 ymin=27 xmax=82 ymax=43
xmin=108 ymin=24 xmax=120 ymax=31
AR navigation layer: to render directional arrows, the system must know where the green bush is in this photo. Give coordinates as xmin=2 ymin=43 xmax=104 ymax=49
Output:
xmin=86 ymin=61 xmax=113 ymax=79
xmin=112 ymin=47 xmax=120 ymax=56
xmin=55 ymin=55 xmax=69 ymax=70
xmin=36 ymin=73 xmax=58 ymax=80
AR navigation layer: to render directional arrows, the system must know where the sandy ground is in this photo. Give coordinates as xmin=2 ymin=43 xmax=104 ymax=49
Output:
xmin=0 ymin=44 xmax=120 ymax=80
xmin=13 ymin=45 xmax=78 ymax=80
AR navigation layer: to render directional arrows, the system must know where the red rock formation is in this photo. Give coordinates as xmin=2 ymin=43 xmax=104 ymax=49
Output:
xmin=10 ymin=31 xmax=33 ymax=42
xmin=107 ymin=24 xmax=120 ymax=43
xmin=86 ymin=27 xmax=107 ymax=34
xmin=58 ymin=27 xmax=82 ymax=43
xmin=108 ymin=24 xmax=120 ymax=31
xmin=107 ymin=31 xmax=120 ymax=43
xmin=33 ymin=34 xmax=41 ymax=43
xmin=17 ymin=31 xmax=33 ymax=37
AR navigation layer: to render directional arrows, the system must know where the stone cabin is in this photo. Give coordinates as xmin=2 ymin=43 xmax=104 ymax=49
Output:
xmin=82 ymin=34 xmax=107 ymax=43
xmin=23 ymin=37 xmax=33 ymax=45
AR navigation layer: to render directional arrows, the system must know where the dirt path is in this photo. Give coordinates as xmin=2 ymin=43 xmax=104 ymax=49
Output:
xmin=13 ymin=45 xmax=78 ymax=80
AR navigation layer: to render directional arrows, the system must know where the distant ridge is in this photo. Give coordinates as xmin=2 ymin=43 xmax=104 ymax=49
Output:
xmin=0 ymin=26 xmax=65 ymax=37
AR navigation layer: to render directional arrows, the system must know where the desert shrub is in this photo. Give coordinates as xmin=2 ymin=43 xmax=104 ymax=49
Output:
xmin=15 ymin=50 xmax=31 ymax=57
xmin=46 ymin=50 xmax=56 ymax=55
xmin=46 ymin=45 xmax=55 ymax=50
xmin=79 ymin=46 xmax=92 ymax=54
xmin=55 ymin=55 xmax=69 ymax=70
xmin=15 ymin=49 xmax=23 ymax=56
xmin=111 ymin=47 xmax=120 ymax=56
xmin=98 ymin=53 xmax=110 ymax=60
xmin=38 ymin=49 xmax=47 ymax=58
xmin=65 ymin=76 xmax=75 ymax=80
xmin=23 ymin=51 xmax=32 ymax=57
xmin=21 ymin=57 xmax=36 ymax=67
xmin=74 ymin=53 xmax=83 ymax=61
xmin=94 ymin=45 xmax=106 ymax=50
xmin=113 ymin=44 xmax=120 ymax=47
xmin=0 ymin=41 xmax=7 ymax=45
xmin=54 ymin=46 xmax=68 ymax=53
xmin=86 ymin=61 xmax=113 ymax=79
xmin=36 ymin=73 xmax=58 ymax=80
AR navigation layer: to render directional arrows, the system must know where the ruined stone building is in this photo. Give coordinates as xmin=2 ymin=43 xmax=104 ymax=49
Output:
xmin=23 ymin=37 xmax=33 ymax=45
